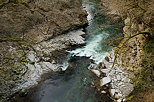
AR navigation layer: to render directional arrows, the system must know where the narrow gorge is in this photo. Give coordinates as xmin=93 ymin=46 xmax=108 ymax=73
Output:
xmin=0 ymin=0 xmax=153 ymax=102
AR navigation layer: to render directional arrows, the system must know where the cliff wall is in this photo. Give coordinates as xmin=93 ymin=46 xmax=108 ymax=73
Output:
xmin=99 ymin=0 xmax=154 ymax=101
xmin=0 ymin=0 xmax=88 ymax=101
xmin=100 ymin=0 xmax=153 ymax=74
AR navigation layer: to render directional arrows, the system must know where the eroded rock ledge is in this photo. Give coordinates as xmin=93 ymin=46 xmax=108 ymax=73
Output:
xmin=0 ymin=0 xmax=88 ymax=101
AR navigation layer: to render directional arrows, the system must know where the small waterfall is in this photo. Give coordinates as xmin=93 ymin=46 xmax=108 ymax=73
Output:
xmin=68 ymin=31 xmax=109 ymax=64
xmin=68 ymin=1 xmax=111 ymax=64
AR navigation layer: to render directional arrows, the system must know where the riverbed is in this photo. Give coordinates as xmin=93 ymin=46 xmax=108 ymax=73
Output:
xmin=11 ymin=56 xmax=113 ymax=102
xmin=9 ymin=0 xmax=123 ymax=102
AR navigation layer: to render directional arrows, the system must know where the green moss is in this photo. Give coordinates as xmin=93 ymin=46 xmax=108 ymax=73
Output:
xmin=0 ymin=37 xmax=32 ymax=101
xmin=126 ymin=96 xmax=134 ymax=101
xmin=0 ymin=37 xmax=24 ymax=42
xmin=0 ymin=0 xmax=9 ymax=5
xmin=127 ymin=35 xmax=154 ymax=101
xmin=60 ymin=1 xmax=73 ymax=9
xmin=144 ymin=36 xmax=154 ymax=54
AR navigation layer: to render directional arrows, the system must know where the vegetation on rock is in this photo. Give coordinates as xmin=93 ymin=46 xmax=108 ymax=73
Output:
xmin=0 ymin=0 xmax=88 ymax=101
xmin=100 ymin=0 xmax=154 ymax=101
xmin=126 ymin=35 xmax=154 ymax=102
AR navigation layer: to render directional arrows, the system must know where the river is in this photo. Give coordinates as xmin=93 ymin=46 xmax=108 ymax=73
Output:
xmin=10 ymin=0 xmax=123 ymax=102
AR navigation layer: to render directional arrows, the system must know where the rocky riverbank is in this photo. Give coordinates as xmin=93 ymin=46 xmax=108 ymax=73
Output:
xmin=92 ymin=0 xmax=154 ymax=101
xmin=99 ymin=0 xmax=153 ymax=75
xmin=90 ymin=50 xmax=134 ymax=102
xmin=0 ymin=0 xmax=88 ymax=101
xmin=0 ymin=0 xmax=153 ymax=102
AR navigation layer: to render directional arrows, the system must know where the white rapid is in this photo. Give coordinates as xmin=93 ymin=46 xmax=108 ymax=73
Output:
xmin=68 ymin=32 xmax=109 ymax=64
xmin=14 ymin=29 xmax=85 ymax=90
xmin=82 ymin=2 xmax=95 ymax=24
xmin=68 ymin=2 xmax=110 ymax=64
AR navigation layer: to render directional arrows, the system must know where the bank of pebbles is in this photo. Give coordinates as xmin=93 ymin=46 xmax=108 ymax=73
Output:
xmin=90 ymin=50 xmax=134 ymax=102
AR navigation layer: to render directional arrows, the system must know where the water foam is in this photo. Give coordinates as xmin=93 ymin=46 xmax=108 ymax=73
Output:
xmin=68 ymin=31 xmax=109 ymax=64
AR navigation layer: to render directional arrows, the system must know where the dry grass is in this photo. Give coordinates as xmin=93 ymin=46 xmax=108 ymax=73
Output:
xmin=126 ymin=35 xmax=154 ymax=102
xmin=127 ymin=91 xmax=154 ymax=102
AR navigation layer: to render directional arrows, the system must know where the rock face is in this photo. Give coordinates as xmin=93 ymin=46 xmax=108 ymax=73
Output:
xmin=0 ymin=0 xmax=88 ymax=101
xmin=94 ymin=0 xmax=153 ymax=101
xmin=102 ymin=50 xmax=134 ymax=101
xmin=100 ymin=0 xmax=154 ymax=75
xmin=0 ymin=0 xmax=88 ymax=43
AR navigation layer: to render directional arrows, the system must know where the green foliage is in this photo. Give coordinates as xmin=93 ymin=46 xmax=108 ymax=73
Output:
xmin=9 ymin=0 xmax=25 ymax=3
xmin=126 ymin=96 xmax=134 ymax=101
xmin=110 ymin=31 xmax=150 ymax=68
xmin=127 ymin=35 xmax=154 ymax=101
xmin=0 ymin=37 xmax=23 ymax=42
xmin=0 ymin=0 xmax=9 ymax=5
xmin=144 ymin=36 xmax=154 ymax=54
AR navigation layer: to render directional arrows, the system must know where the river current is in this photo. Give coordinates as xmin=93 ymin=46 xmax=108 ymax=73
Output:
xmin=11 ymin=0 xmax=122 ymax=102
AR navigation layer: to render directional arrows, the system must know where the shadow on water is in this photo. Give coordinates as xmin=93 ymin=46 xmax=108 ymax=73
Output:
xmin=11 ymin=57 xmax=112 ymax=102
xmin=10 ymin=0 xmax=123 ymax=101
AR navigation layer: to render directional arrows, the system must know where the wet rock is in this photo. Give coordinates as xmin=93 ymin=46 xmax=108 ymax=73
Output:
xmin=110 ymin=89 xmax=116 ymax=96
xmin=51 ymin=60 xmax=56 ymax=64
xmin=55 ymin=67 xmax=63 ymax=72
xmin=119 ymin=83 xmax=134 ymax=96
xmin=116 ymin=75 xmax=121 ymax=81
xmin=27 ymin=51 xmax=37 ymax=62
xmin=88 ymin=63 xmax=97 ymax=69
xmin=108 ymin=69 xmax=116 ymax=75
xmin=95 ymin=50 xmax=135 ymax=101
xmin=105 ymin=56 xmax=110 ymax=62
xmin=91 ymin=69 xmax=101 ymax=77
xmin=98 ymin=62 xmax=105 ymax=69
xmin=114 ymin=93 xmax=123 ymax=99
xmin=34 ymin=29 xmax=86 ymax=56
xmin=122 ymin=77 xmax=130 ymax=83
xmin=100 ymin=76 xmax=111 ymax=86
xmin=19 ymin=89 xmax=28 ymax=97
xmin=101 ymin=69 xmax=109 ymax=73
xmin=42 ymin=62 xmax=57 ymax=71
xmin=101 ymin=90 xmax=106 ymax=94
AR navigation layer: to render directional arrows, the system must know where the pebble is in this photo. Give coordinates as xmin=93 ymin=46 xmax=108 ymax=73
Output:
xmin=101 ymin=90 xmax=106 ymax=93
xmin=117 ymin=75 xmax=121 ymax=80
xmin=101 ymin=69 xmax=109 ymax=73
xmin=91 ymin=50 xmax=134 ymax=101
xmin=110 ymin=89 xmax=116 ymax=96
xmin=100 ymin=76 xmax=111 ymax=86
